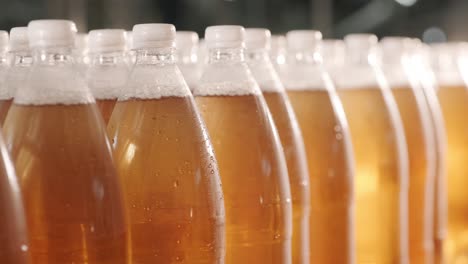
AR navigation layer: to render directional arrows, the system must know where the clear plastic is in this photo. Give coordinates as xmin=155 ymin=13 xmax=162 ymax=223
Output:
xmin=332 ymin=34 xmax=409 ymax=263
xmin=86 ymin=50 xmax=129 ymax=124
xmin=0 ymin=41 xmax=9 ymax=124
xmin=3 ymin=22 xmax=127 ymax=263
xmin=269 ymin=35 xmax=287 ymax=71
xmin=194 ymin=29 xmax=292 ymax=263
xmin=411 ymin=42 xmax=448 ymax=264
xmin=432 ymin=43 xmax=468 ymax=263
xmin=379 ymin=37 xmax=436 ymax=264
xmin=278 ymin=31 xmax=355 ymax=263
xmin=176 ymin=31 xmax=202 ymax=90
xmin=0 ymin=132 xmax=30 ymax=263
xmin=245 ymin=31 xmax=311 ymax=264
xmin=107 ymin=32 xmax=225 ymax=263
xmin=1 ymin=47 xmax=32 ymax=125
xmin=73 ymin=33 xmax=89 ymax=75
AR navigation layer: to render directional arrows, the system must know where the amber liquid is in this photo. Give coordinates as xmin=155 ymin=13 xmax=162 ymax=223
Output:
xmin=339 ymin=87 xmax=408 ymax=264
xmin=392 ymin=87 xmax=435 ymax=263
xmin=0 ymin=99 xmax=12 ymax=125
xmin=195 ymin=94 xmax=292 ymax=264
xmin=263 ymin=91 xmax=310 ymax=264
xmin=437 ymin=85 xmax=468 ymax=263
xmin=0 ymin=134 xmax=30 ymax=264
xmin=96 ymin=99 xmax=117 ymax=124
xmin=287 ymin=89 xmax=354 ymax=263
xmin=3 ymin=103 xmax=127 ymax=264
xmin=421 ymin=85 xmax=447 ymax=264
xmin=107 ymin=97 xmax=225 ymax=263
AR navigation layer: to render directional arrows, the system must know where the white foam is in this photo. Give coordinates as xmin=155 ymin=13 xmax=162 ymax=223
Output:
xmin=1 ymin=62 xmax=32 ymax=100
xmin=434 ymin=71 xmax=465 ymax=87
xmin=178 ymin=63 xmax=202 ymax=89
xmin=194 ymin=62 xmax=260 ymax=96
xmin=14 ymin=66 xmax=95 ymax=105
xmin=247 ymin=59 xmax=283 ymax=92
xmin=330 ymin=66 xmax=383 ymax=90
xmin=278 ymin=63 xmax=329 ymax=90
xmin=0 ymin=64 xmax=9 ymax=100
xmin=119 ymin=64 xmax=190 ymax=100
xmin=380 ymin=66 xmax=413 ymax=88
xmin=86 ymin=64 xmax=129 ymax=100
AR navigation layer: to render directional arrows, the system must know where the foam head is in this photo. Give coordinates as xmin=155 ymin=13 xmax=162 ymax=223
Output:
xmin=320 ymin=39 xmax=346 ymax=67
xmin=431 ymin=43 xmax=463 ymax=70
xmin=270 ymin=35 xmax=286 ymax=52
xmin=286 ymin=30 xmax=322 ymax=51
xmin=0 ymin=31 xmax=8 ymax=53
xmin=88 ymin=29 xmax=127 ymax=53
xmin=75 ymin=33 xmax=88 ymax=54
xmin=245 ymin=28 xmax=271 ymax=50
xmin=205 ymin=25 xmax=245 ymax=49
xmin=9 ymin=27 xmax=29 ymax=52
xmin=28 ymin=19 xmax=77 ymax=48
xmin=132 ymin=23 xmax=176 ymax=50
xmin=176 ymin=31 xmax=199 ymax=51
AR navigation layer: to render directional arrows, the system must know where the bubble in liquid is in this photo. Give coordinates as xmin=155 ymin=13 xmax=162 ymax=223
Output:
xmin=20 ymin=245 xmax=28 ymax=252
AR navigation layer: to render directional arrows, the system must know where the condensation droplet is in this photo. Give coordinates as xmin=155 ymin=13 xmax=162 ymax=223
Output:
xmin=20 ymin=245 xmax=28 ymax=252
xmin=173 ymin=180 xmax=179 ymax=188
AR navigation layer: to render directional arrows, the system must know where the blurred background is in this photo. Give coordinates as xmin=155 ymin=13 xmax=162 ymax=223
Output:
xmin=0 ymin=0 xmax=465 ymax=43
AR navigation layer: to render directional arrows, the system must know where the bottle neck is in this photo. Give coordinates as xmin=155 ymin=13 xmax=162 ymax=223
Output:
xmin=135 ymin=47 xmax=176 ymax=65
xmin=0 ymin=51 xmax=7 ymax=66
xmin=245 ymin=49 xmax=270 ymax=64
xmin=287 ymin=48 xmax=322 ymax=65
xmin=345 ymin=48 xmax=379 ymax=67
xmin=176 ymin=47 xmax=197 ymax=64
xmin=89 ymin=51 xmax=127 ymax=66
xmin=32 ymin=46 xmax=74 ymax=66
xmin=208 ymin=47 xmax=244 ymax=64
xmin=10 ymin=51 xmax=33 ymax=67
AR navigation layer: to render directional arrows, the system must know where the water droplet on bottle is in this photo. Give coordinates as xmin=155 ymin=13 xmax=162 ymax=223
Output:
xmin=173 ymin=180 xmax=179 ymax=188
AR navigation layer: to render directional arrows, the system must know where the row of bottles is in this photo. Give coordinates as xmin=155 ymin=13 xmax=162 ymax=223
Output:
xmin=0 ymin=19 xmax=467 ymax=264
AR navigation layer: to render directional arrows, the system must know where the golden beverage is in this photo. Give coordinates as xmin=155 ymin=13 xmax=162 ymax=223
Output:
xmin=437 ymin=85 xmax=468 ymax=263
xmin=0 ymin=133 xmax=30 ymax=264
xmin=0 ymin=99 xmax=12 ymax=124
xmin=287 ymin=89 xmax=354 ymax=263
xmin=391 ymin=86 xmax=435 ymax=263
xmin=96 ymin=99 xmax=116 ymax=124
xmin=339 ymin=87 xmax=408 ymax=263
xmin=195 ymin=94 xmax=292 ymax=264
xmin=263 ymin=91 xmax=310 ymax=263
xmin=108 ymin=97 xmax=225 ymax=263
xmin=3 ymin=103 xmax=127 ymax=263
xmin=428 ymin=92 xmax=447 ymax=264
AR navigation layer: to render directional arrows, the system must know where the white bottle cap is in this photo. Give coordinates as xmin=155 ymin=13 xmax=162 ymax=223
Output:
xmin=28 ymin=19 xmax=77 ymax=48
xmin=125 ymin=31 xmax=133 ymax=50
xmin=344 ymin=34 xmax=378 ymax=52
xmin=176 ymin=31 xmax=199 ymax=50
xmin=0 ymin=30 xmax=8 ymax=53
xmin=75 ymin=33 xmax=88 ymax=54
xmin=286 ymin=30 xmax=322 ymax=51
xmin=270 ymin=35 xmax=286 ymax=52
xmin=320 ymin=39 xmax=346 ymax=66
xmin=88 ymin=29 xmax=127 ymax=53
xmin=132 ymin=23 xmax=176 ymax=50
xmin=380 ymin=37 xmax=412 ymax=53
xmin=205 ymin=25 xmax=245 ymax=49
xmin=9 ymin=27 xmax=29 ymax=52
xmin=245 ymin=28 xmax=271 ymax=50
